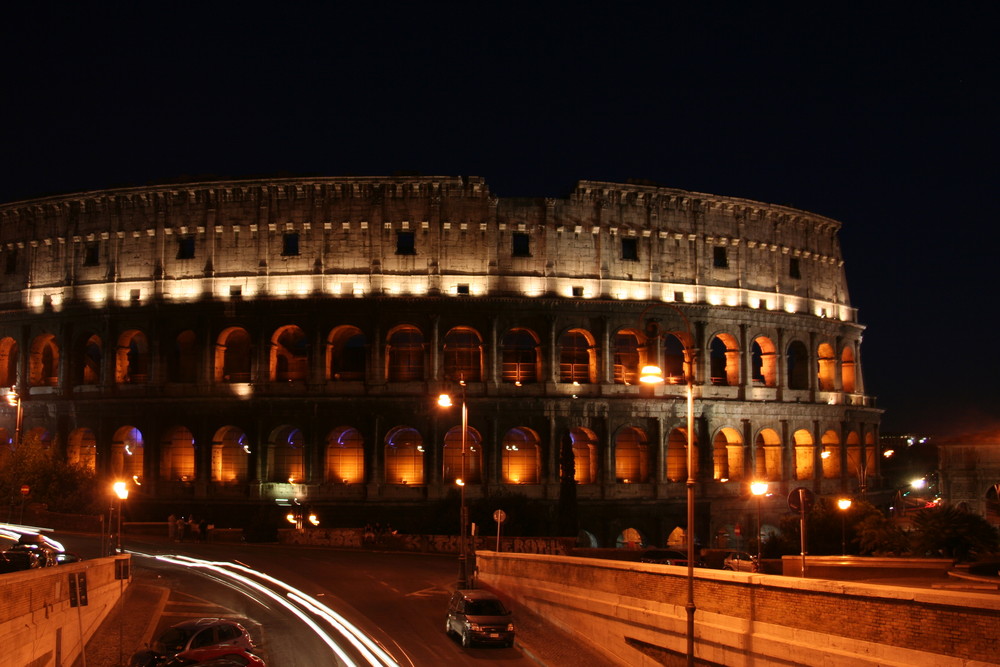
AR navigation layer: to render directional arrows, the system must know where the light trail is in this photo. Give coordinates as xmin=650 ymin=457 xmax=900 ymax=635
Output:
xmin=147 ymin=552 xmax=399 ymax=667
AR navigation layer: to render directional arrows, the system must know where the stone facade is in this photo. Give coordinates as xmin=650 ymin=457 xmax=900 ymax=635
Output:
xmin=0 ymin=175 xmax=881 ymax=545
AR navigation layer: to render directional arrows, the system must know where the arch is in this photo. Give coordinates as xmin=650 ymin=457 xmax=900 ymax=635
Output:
xmin=817 ymin=342 xmax=836 ymax=391
xmin=111 ymin=426 xmax=144 ymax=482
xmin=841 ymin=345 xmax=856 ymax=393
xmin=750 ymin=336 xmax=777 ymax=387
xmin=569 ymin=427 xmax=598 ymax=484
xmin=116 ymin=330 xmax=150 ymax=384
xmin=820 ymin=430 xmax=841 ymax=478
xmin=613 ymin=330 xmax=642 ymax=385
xmin=215 ymin=327 xmax=252 ymax=382
xmin=864 ymin=431 xmax=877 ymax=481
xmin=326 ymin=326 xmax=366 ymax=381
xmin=211 ymin=425 xmax=249 ymax=483
xmin=666 ymin=427 xmax=698 ymax=482
xmin=845 ymin=431 xmax=863 ymax=485
xmin=442 ymin=326 xmax=483 ymax=382
xmin=325 ymin=426 xmax=364 ymax=483
xmin=559 ymin=329 xmax=596 ymax=384
xmin=270 ymin=325 xmax=308 ymax=382
xmin=384 ymin=426 xmax=424 ymax=484
xmin=709 ymin=333 xmax=739 ymax=386
xmin=754 ymin=428 xmax=783 ymax=481
xmin=0 ymin=337 xmax=17 ymax=387
xmin=616 ymin=527 xmax=646 ymax=549
xmin=786 ymin=340 xmax=809 ymax=390
xmin=22 ymin=427 xmax=54 ymax=458
xmin=713 ymin=427 xmax=744 ymax=481
xmin=662 ymin=334 xmax=687 ymax=384
xmin=169 ymin=330 xmax=198 ymax=383
xmin=269 ymin=425 xmax=305 ymax=483
xmin=500 ymin=328 xmax=541 ymax=384
xmin=386 ymin=325 xmax=425 ymax=382
xmin=67 ymin=427 xmax=97 ymax=472
xmin=80 ymin=334 xmax=102 ymax=385
xmin=614 ymin=426 xmax=649 ymax=483
xmin=442 ymin=425 xmax=482 ymax=483
xmin=793 ymin=428 xmax=814 ymax=480
xmin=29 ymin=333 xmax=60 ymax=386
xmin=502 ymin=427 xmax=540 ymax=484
xmin=160 ymin=426 xmax=196 ymax=481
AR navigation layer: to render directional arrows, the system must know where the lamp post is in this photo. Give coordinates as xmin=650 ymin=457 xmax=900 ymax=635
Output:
xmin=639 ymin=303 xmax=696 ymax=667
xmin=113 ymin=481 xmax=129 ymax=554
xmin=438 ymin=380 xmax=469 ymax=588
xmin=750 ymin=481 xmax=768 ymax=569
xmin=837 ymin=497 xmax=852 ymax=555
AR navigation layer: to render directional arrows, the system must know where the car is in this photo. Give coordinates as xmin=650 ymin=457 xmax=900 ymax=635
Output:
xmin=639 ymin=549 xmax=705 ymax=567
xmin=129 ymin=618 xmax=257 ymax=666
xmin=135 ymin=646 xmax=266 ymax=667
xmin=723 ymin=551 xmax=758 ymax=572
xmin=445 ymin=589 xmax=515 ymax=648
xmin=8 ymin=533 xmax=63 ymax=567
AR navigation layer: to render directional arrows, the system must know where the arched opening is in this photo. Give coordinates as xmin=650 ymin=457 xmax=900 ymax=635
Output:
xmin=211 ymin=426 xmax=249 ymax=483
xmin=327 ymin=326 xmax=366 ymax=381
xmin=67 ymin=427 xmax=97 ymax=473
xmin=386 ymin=326 xmax=425 ymax=382
xmin=713 ymin=427 xmax=744 ymax=481
xmin=666 ymin=428 xmax=697 ymax=482
xmin=662 ymin=334 xmax=687 ymax=384
xmin=569 ymin=427 xmax=598 ymax=483
xmin=817 ymin=342 xmax=836 ymax=391
xmin=81 ymin=334 xmax=102 ymax=385
xmin=820 ymin=430 xmax=841 ymax=478
xmin=111 ymin=426 xmax=144 ymax=483
xmin=786 ymin=340 xmax=809 ymax=390
xmin=793 ymin=429 xmax=814 ymax=480
xmin=442 ymin=425 xmax=482 ymax=484
xmin=613 ymin=330 xmax=642 ymax=385
xmin=841 ymin=345 xmax=856 ymax=393
xmin=29 ymin=333 xmax=60 ymax=386
xmin=754 ymin=428 xmax=783 ymax=481
xmin=270 ymin=426 xmax=305 ymax=483
xmin=615 ymin=427 xmax=649 ymax=483
xmin=270 ymin=325 xmax=308 ymax=382
xmin=501 ymin=427 xmax=540 ymax=484
xmin=160 ymin=426 xmax=196 ymax=481
xmin=845 ymin=431 xmax=862 ymax=487
xmin=709 ymin=334 xmax=739 ymax=386
xmin=116 ymin=330 xmax=150 ymax=384
xmin=443 ymin=327 xmax=483 ymax=382
xmin=751 ymin=336 xmax=777 ymax=387
xmin=559 ymin=329 xmax=596 ymax=384
xmin=0 ymin=337 xmax=18 ymax=387
xmin=384 ymin=426 xmax=424 ymax=484
xmin=170 ymin=330 xmax=198 ymax=383
xmin=325 ymin=426 xmax=364 ymax=483
xmin=216 ymin=327 xmax=252 ymax=382
xmin=500 ymin=328 xmax=540 ymax=384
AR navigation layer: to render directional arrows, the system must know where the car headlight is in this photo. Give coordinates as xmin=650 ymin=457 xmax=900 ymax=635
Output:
xmin=506 ymin=623 xmax=515 ymax=632
xmin=468 ymin=623 xmax=482 ymax=632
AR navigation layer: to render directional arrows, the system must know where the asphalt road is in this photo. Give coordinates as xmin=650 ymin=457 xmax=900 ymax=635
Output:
xmin=63 ymin=533 xmax=540 ymax=666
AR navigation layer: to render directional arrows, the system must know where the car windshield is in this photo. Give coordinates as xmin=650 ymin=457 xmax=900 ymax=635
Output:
xmin=156 ymin=627 xmax=197 ymax=652
xmin=467 ymin=599 xmax=507 ymax=615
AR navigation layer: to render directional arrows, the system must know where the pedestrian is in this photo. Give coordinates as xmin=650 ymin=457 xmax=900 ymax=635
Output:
xmin=175 ymin=515 xmax=186 ymax=542
xmin=168 ymin=513 xmax=176 ymax=541
xmin=188 ymin=516 xmax=199 ymax=542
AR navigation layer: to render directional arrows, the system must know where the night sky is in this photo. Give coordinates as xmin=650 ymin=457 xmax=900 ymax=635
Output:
xmin=2 ymin=3 xmax=997 ymax=436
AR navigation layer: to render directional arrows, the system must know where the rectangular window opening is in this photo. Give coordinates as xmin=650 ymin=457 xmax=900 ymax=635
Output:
xmin=282 ymin=232 xmax=300 ymax=256
xmin=229 ymin=285 xmax=243 ymax=298
xmin=396 ymin=231 xmax=416 ymax=255
xmin=456 ymin=284 xmax=470 ymax=295
xmin=572 ymin=286 xmax=584 ymax=297
xmin=790 ymin=257 xmax=801 ymax=279
xmin=512 ymin=232 xmax=531 ymax=257
xmin=713 ymin=246 xmax=728 ymax=269
xmin=83 ymin=243 xmax=100 ymax=267
xmin=621 ymin=238 xmax=638 ymax=261
xmin=177 ymin=237 xmax=196 ymax=260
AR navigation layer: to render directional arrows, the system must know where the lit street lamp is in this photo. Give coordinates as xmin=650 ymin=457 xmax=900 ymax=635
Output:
xmin=438 ymin=380 xmax=469 ymax=588
xmin=750 ymin=481 xmax=769 ymax=568
xmin=113 ymin=481 xmax=129 ymax=554
xmin=639 ymin=304 xmax=696 ymax=667
xmin=837 ymin=497 xmax=853 ymax=556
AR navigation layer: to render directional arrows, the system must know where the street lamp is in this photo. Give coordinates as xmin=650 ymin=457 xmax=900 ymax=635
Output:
xmin=113 ymin=481 xmax=129 ymax=554
xmin=438 ymin=380 xmax=469 ymax=588
xmin=639 ymin=303 xmax=696 ymax=667
xmin=750 ymin=481 xmax=769 ymax=568
xmin=837 ymin=497 xmax=852 ymax=556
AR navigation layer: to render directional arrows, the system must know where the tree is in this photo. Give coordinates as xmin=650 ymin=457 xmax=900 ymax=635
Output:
xmin=0 ymin=440 xmax=104 ymax=515
xmin=910 ymin=504 xmax=999 ymax=561
xmin=856 ymin=512 xmax=910 ymax=556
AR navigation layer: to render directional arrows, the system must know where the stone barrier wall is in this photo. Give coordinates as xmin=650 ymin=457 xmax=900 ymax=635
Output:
xmin=0 ymin=555 xmax=129 ymax=667
xmin=477 ymin=551 xmax=1000 ymax=666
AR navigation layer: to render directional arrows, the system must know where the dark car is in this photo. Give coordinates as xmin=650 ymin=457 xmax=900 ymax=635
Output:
xmin=639 ymin=549 xmax=705 ymax=567
xmin=0 ymin=533 xmax=64 ymax=571
xmin=723 ymin=551 xmax=758 ymax=572
xmin=130 ymin=618 xmax=256 ymax=666
xmin=446 ymin=589 xmax=515 ymax=648
xmin=131 ymin=646 xmax=265 ymax=667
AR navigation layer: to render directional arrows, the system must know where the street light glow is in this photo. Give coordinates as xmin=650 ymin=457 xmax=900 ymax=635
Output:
xmin=113 ymin=481 xmax=129 ymax=500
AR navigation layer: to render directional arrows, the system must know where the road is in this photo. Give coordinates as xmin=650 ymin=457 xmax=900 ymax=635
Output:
xmin=63 ymin=533 xmax=537 ymax=666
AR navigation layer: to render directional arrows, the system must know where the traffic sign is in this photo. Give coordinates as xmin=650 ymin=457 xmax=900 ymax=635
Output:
xmin=787 ymin=487 xmax=815 ymax=512
xmin=493 ymin=509 xmax=507 ymax=524
xmin=20 ymin=485 xmax=29 ymax=496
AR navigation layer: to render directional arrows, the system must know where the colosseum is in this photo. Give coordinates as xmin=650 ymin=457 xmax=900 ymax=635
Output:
xmin=0 ymin=175 xmax=880 ymax=547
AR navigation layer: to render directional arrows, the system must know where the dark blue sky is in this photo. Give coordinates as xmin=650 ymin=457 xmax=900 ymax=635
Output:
xmin=2 ymin=2 xmax=998 ymax=435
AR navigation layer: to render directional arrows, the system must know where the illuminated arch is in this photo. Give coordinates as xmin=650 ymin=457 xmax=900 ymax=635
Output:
xmin=666 ymin=427 xmax=698 ymax=482
xmin=384 ymin=426 xmax=424 ymax=484
xmin=270 ymin=325 xmax=308 ymax=382
xmin=613 ymin=329 xmax=642 ymax=385
xmin=820 ymin=430 xmax=841 ymax=479
xmin=500 ymin=328 xmax=540 ymax=384
xmin=501 ymin=427 xmax=540 ymax=484
xmin=211 ymin=425 xmax=250 ymax=483
xmin=841 ymin=345 xmax=856 ymax=393
xmin=569 ymin=427 xmax=599 ymax=484
xmin=385 ymin=326 xmax=425 ymax=382
xmin=614 ymin=426 xmax=649 ymax=483
xmin=793 ymin=429 xmax=814 ymax=480
xmin=325 ymin=426 xmax=364 ymax=483
xmin=443 ymin=327 xmax=483 ymax=383
xmin=0 ymin=337 xmax=17 ymax=387
xmin=116 ymin=330 xmax=150 ymax=384
xmin=160 ymin=426 xmax=196 ymax=481
xmin=29 ymin=333 xmax=60 ymax=386
xmin=754 ymin=428 xmax=783 ymax=481
xmin=750 ymin=336 xmax=777 ymax=387
xmin=559 ymin=329 xmax=596 ymax=384
xmin=215 ymin=327 xmax=252 ymax=382
xmin=326 ymin=326 xmax=366 ymax=381
xmin=67 ymin=427 xmax=97 ymax=472
xmin=269 ymin=425 xmax=305 ymax=483
xmin=442 ymin=425 xmax=482 ymax=484
xmin=713 ymin=427 xmax=744 ymax=481
xmin=817 ymin=342 xmax=836 ymax=391
xmin=709 ymin=333 xmax=740 ymax=387
xmin=111 ymin=426 xmax=144 ymax=483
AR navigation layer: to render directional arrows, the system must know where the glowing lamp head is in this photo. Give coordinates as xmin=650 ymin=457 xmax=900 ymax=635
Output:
xmin=911 ymin=478 xmax=926 ymax=490
xmin=456 ymin=478 xmax=465 ymax=487
xmin=750 ymin=481 xmax=769 ymax=496
xmin=308 ymin=513 xmax=319 ymax=526
xmin=639 ymin=365 xmax=665 ymax=384
xmin=286 ymin=513 xmax=297 ymax=524
xmin=113 ymin=481 xmax=129 ymax=500
xmin=5 ymin=390 xmax=17 ymax=407
xmin=838 ymin=498 xmax=853 ymax=511
xmin=437 ymin=393 xmax=453 ymax=408
xmin=821 ymin=450 xmax=831 ymax=459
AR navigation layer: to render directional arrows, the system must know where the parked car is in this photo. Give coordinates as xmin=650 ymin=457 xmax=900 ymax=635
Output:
xmin=639 ymin=549 xmax=705 ymax=567
xmin=723 ymin=551 xmax=758 ymax=572
xmin=9 ymin=533 xmax=63 ymax=567
xmin=131 ymin=646 xmax=265 ymax=667
xmin=446 ymin=589 xmax=515 ymax=648
xmin=131 ymin=618 xmax=257 ymax=666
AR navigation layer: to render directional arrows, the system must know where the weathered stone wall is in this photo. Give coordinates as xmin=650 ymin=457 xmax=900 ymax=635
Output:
xmin=478 ymin=551 xmax=1000 ymax=666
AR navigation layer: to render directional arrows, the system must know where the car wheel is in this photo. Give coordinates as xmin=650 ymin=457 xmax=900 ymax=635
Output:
xmin=723 ymin=565 xmax=733 ymax=571
xmin=461 ymin=629 xmax=472 ymax=648
xmin=445 ymin=619 xmax=453 ymax=637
